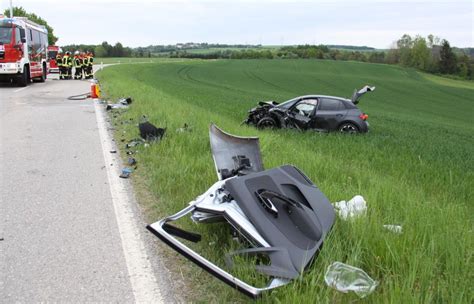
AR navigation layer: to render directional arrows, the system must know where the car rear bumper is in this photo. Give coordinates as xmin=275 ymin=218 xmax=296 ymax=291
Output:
xmin=358 ymin=121 xmax=369 ymax=133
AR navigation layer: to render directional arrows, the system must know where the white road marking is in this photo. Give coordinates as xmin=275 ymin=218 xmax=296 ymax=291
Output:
xmin=13 ymin=86 xmax=29 ymax=93
xmin=94 ymin=101 xmax=163 ymax=303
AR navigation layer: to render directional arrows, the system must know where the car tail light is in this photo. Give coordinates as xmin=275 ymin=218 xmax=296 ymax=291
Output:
xmin=359 ymin=113 xmax=369 ymax=120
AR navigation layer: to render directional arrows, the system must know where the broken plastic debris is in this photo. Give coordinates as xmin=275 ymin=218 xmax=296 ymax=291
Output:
xmin=324 ymin=262 xmax=378 ymax=298
xmin=383 ymin=224 xmax=402 ymax=234
xmin=106 ymin=97 xmax=133 ymax=110
xmin=334 ymin=195 xmax=367 ymax=220
xmin=128 ymin=157 xmax=137 ymax=166
xmin=139 ymin=116 xmax=166 ymax=141
xmin=119 ymin=167 xmax=133 ymax=179
xmin=119 ymin=97 xmax=132 ymax=105
xmin=176 ymin=123 xmax=192 ymax=133
xmin=125 ymin=139 xmax=144 ymax=148
xmin=106 ymin=103 xmax=129 ymax=110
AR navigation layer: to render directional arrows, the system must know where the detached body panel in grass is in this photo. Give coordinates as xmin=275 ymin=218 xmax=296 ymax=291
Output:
xmin=147 ymin=124 xmax=336 ymax=298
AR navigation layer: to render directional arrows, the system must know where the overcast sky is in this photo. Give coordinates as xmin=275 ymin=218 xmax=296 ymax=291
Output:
xmin=1 ymin=0 xmax=472 ymax=48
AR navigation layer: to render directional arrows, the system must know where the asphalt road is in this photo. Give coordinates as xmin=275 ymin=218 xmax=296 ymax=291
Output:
xmin=0 ymin=73 xmax=173 ymax=302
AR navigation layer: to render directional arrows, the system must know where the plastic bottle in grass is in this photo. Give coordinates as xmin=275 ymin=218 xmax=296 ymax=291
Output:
xmin=324 ymin=262 xmax=378 ymax=298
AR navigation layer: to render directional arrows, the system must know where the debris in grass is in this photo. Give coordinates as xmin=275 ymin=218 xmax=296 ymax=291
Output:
xmin=176 ymin=123 xmax=192 ymax=133
xmin=120 ymin=97 xmax=133 ymax=105
xmin=125 ymin=138 xmax=145 ymax=149
xmin=106 ymin=103 xmax=128 ymax=110
xmin=106 ymin=97 xmax=133 ymax=111
xmin=127 ymin=157 xmax=137 ymax=166
xmin=119 ymin=167 xmax=133 ymax=178
xmin=325 ymin=262 xmax=378 ymax=298
xmin=146 ymin=124 xmax=336 ymax=297
xmin=139 ymin=116 xmax=166 ymax=141
xmin=334 ymin=195 xmax=367 ymax=220
xmin=383 ymin=224 xmax=403 ymax=234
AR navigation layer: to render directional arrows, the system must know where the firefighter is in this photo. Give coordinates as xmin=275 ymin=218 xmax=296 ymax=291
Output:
xmin=86 ymin=51 xmax=94 ymax=79
xmin=73 ymin=51 xmax=83 ymax=80
xmin=82 ymin=52 xmax=89 ymax=79
xmin=56 ymin=50 xmax=64 ymax=79
xmin=66 ymin=52 xmax=73 ymax=79
xmin=61 ymin=51 xmax=71 ymax=79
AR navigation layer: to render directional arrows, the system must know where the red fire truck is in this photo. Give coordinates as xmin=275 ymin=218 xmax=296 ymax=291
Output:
xmin=0 ymin=16 xmax=48 ymax=86
xmin=47 ymin=45 xmax=60 ymax=73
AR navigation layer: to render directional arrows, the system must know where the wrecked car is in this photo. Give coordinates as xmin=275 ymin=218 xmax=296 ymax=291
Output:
xmin=147 ymin=124 xmax=335 ymax=298
xmin=244 ymin=85 xmax=375 ymax=133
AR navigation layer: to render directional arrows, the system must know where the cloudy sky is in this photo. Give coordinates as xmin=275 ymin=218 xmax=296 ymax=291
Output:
xmin=1 ymin=0 xmax=472 ymax=48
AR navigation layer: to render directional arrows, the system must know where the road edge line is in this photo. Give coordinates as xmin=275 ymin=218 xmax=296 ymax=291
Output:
xmin=94 ymin=101 xmax=163 ymax=303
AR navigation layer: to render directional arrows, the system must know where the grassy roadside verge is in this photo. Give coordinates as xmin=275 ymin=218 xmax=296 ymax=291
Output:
xmin=96 ymin=59 xmax=473 ymax=303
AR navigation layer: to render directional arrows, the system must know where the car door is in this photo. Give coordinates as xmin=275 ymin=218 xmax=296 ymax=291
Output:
xmin=314 ymin=98 xmax=347 ymax=130
xmin=286 ymin=98 xmax=318 ymax=129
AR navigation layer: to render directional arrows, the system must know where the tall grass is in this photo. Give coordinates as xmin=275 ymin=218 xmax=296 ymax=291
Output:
xmin=97 ymin=59 xmax=473 ymax=303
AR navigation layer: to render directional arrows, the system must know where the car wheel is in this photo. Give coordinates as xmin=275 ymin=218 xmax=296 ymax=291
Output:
xmin=257 ymin=117 xmax=277 ymax=129
xmin=17 ymin=65 xmax=29 ymax=87
xmin=338 ymin=122 xmax=359 ymax=134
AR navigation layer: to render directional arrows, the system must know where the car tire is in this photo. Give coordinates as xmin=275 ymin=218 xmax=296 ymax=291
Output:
xmin=257 ymin=117 xmax=277 ymax=129
xmin=17 ymin=65 xmax=30 ymax=87
xmin=338 ymin=122 xmax=359 ymax=134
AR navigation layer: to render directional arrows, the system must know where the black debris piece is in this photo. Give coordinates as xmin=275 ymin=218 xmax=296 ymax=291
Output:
xmin=110 ymin=150 xmax=117 ymax=154
xmin=128 ymin=157 xmax=137 ymax=166
xmin=139 ymin=118 xmax=166 ymax=141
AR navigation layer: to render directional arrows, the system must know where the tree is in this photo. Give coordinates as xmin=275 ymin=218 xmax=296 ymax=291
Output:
xmin=4 ymin=6 xmax=58 ymax=45
xmin=94 ymin=45 xmax=107 ymax=57
xmin=439 ymin=40 xmax=457 ymax=74
xmin=113 ymin=42 xmax=124 ymax=57
xmin=410 ymin=36 xmax=430 ymax=70
xmin=397 ymin=34 xmax=413 ymax=66
xmin=101 ymin=41 xmax=113 ymax=57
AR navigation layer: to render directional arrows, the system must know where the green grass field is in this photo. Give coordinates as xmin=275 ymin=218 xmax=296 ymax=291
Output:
xmin=95 ymin=57 xmax=164 ymax=64
xmin=96 ymin=59 xmax=473 ymax=303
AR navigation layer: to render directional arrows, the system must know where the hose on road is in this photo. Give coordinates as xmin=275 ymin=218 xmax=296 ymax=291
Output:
xmin=67 ymin=92 xmax=91 ymax=100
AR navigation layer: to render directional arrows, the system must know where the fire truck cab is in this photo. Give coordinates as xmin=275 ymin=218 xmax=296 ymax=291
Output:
xmin=47 ymin=45 xmax=60 ymax=73
xmin=0 ymin=16 xmax=48 ymax=86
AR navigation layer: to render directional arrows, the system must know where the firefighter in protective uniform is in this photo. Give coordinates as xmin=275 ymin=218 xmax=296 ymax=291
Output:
xmin=82 ymin=53 xmax=89 ymax=79
xmin=62 ymin=52 xmax=73 ymax=79
xmin=73 ymin=51 xmax=83 ymax=80
xmin=85 ymin=51 xmax=94 ymax=79
xmin=57 ymin=50 xmax=65 ymax=79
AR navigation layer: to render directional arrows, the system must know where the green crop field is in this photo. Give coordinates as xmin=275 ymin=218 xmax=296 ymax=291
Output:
xmin=96 ymin=59 xmax=473 ymax=303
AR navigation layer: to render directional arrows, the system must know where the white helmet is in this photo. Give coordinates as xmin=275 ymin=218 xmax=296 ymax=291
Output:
xmin=74 ymin=51 xmax=80 ymax=55
xmin=58 ymin=49 xmax=63 ymax=54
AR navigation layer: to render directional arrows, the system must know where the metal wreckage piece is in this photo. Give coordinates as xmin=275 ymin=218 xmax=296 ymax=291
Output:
xmin=147 ymin=124 xmax=335 ymax=298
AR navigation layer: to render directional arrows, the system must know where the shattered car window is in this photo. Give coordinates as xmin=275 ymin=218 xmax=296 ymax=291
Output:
xmin=290 ymin=99 xmax=318 ymax=117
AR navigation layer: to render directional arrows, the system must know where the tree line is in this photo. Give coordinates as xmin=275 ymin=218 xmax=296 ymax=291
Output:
xmin=169 ymin=35 xmax=473 ymax=80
